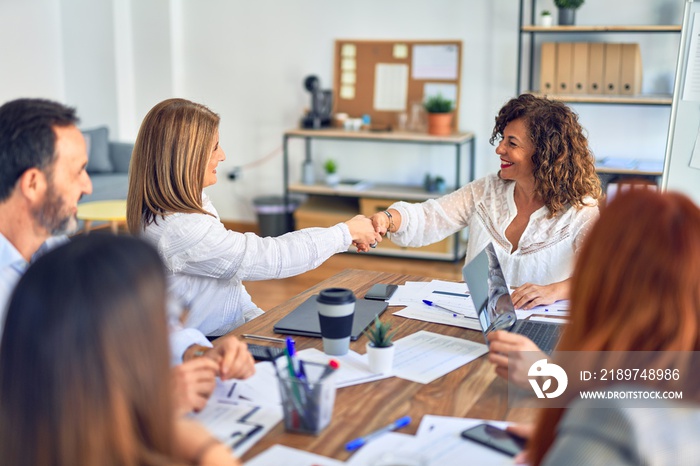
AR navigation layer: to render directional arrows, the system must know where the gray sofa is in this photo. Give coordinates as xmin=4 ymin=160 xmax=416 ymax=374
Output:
xmin=79 ymin=126 xmax=133 ymax=204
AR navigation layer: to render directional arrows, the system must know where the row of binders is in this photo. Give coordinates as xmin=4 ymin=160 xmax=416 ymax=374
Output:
xmin=540 ymin=42 xmax=642 ymax=96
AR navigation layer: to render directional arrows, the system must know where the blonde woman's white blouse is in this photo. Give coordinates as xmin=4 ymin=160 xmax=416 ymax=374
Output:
xmin=390 ymin=173 xmax=599 ymax=287
xmin=142 ymin=193 xmax=353 ymax=337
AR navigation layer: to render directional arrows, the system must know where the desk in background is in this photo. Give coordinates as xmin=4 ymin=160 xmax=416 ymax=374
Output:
xmin=230 ymin=269 xmax=536 ymax=462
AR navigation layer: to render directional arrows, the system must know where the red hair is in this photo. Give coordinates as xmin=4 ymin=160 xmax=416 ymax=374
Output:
xmin=529 ymin=189 xmax=700 ymax=465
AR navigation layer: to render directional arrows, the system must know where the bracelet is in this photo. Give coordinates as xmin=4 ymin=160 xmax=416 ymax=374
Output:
xmin=194 ymin=438 xmax=224 ymax=465
xmin=383 ymin=210 xmax=395 ymax=235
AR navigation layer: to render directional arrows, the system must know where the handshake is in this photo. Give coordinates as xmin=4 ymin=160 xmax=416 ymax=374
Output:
xmin=346 ymin=210 xmax=397 ymax=253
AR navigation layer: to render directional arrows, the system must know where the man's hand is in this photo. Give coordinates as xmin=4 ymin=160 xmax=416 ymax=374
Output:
xmin=207 ymin=334 xmax=256 ymax=380
xmin=172 ymin=357 xmax=218 ymax=415
xmin=487 ymin=330 xmax=545 ymax=389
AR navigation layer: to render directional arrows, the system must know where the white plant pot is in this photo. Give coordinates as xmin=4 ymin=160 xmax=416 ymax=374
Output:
xmin=541 ymin=15 xmax=553 ymax=27
xmin=325 ymin=173 xmax=340 ymax=187
xmin=366 ymin=342 xmax=395 ymax=374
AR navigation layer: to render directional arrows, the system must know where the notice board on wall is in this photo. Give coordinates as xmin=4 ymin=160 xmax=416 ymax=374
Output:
xmin=333 ymin=39 xmax=462 ymax=131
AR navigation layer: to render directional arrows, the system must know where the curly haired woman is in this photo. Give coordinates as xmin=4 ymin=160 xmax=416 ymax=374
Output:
xmin=370 ymin=94 xmax=601 ymax=309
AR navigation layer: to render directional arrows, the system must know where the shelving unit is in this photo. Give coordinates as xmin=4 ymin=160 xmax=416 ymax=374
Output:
xmin=517 ymin=0 xmax=681 ymax=193
xmin=516 ymin=1 xmax=681 ymax=105
xmin=282 ymin=128 xmax=475 ymax=261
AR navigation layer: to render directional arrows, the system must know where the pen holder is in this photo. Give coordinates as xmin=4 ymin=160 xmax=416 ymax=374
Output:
xmin=278 ymin=361 xmax=336 ymax=435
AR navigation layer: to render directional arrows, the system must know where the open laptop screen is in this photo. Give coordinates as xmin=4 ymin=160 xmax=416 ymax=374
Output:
xmin=462 ymin=243 xmax=517 ymax=342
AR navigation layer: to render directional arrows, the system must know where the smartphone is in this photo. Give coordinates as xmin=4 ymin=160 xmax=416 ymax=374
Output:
xmin=364 ymin=283 xmax=398 ymax=300
xmin=460 ymin=423 xmax=526 ymax=457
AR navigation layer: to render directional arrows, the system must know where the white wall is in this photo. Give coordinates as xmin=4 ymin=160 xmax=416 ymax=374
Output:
xmin=0 ymin=0 xmax=65 ymax=103
xmin=0 ymin=0 xmax=685 ymax=222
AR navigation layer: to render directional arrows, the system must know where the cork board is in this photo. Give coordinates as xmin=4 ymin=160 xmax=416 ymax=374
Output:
xmin=333 ymin=39 xmax=462 ymax=131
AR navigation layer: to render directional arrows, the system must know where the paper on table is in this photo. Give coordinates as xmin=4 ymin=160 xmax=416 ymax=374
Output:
xmin=393 ymin=305 xmax=482 ymax=331
xmin=297 ymin=348 xmax=392 ymax=387
xmin=392 ymin=331 xmax=488 ymax=384
xmin=191 ymin=398 xmax=283 ymax=457
xmin=424 ymin=290 xmax=477 ymax=318
xmin=346 ymin=418 xmax=513 ymax=466
xmin=388 ymin=280 xmax=466 ymax=306
xmin=245 ymin=444 xmax=344 ymax=466
xmin=515 ymin=299 xmax=570 ymax=320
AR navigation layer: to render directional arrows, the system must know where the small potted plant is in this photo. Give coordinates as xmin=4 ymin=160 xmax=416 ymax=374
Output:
xmin=423 ymin=94 xmax=454 ymax=136
xmin=554 ymin=0 xmax=584 ymax=26
xmin=364 ymin=316 xmax=397 ymax=374
xmin=323 ymin=158 xmax=340 ymax=187
xmin=540 ymin=10 xmax=553 ymax=27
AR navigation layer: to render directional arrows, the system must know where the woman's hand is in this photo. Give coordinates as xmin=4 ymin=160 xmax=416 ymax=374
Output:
xmin=511 ymin=279 xmax=569 ymax=310
xmin=174 ymin=418 xmax=241 ymax=466
xmin=487 ymin=330 xmax=545 ymax=389
xmin=345 ymin=215 xmax=382 ymax=252
xmin=369 ymin=208 xmax=401 ymax=236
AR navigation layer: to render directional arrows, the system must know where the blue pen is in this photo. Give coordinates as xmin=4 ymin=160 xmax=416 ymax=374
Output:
xmin=285 ymin=337 xmax=301 ymax=377
xmin=422 ymin=299 xmax=474 ymax=318
xmin=345 ymin=416 xmax=412 ymax=451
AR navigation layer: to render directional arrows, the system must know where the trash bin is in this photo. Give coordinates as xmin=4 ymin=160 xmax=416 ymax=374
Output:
xmin=253 ymin=196 xmax=302 ymax=237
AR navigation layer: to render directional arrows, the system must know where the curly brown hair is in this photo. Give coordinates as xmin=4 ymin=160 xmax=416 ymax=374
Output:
xmin=489 ymin=94 xmax=601 ymax=216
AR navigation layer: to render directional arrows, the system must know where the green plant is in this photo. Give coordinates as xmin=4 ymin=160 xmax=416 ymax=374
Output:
xmin=541 ymin=10 xmax=551 ymax=16
xmin=364 ymin=316 xmax=397 ymax=348
xmin=554 ymin=0 xmax=584 ymax=9
xmin=423 ymin=94 xmax=454 ymax=114
xmin=323 ymin=159 xmax=337 ymax=174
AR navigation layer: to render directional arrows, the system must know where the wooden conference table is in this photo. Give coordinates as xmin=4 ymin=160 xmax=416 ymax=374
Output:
xmin=232 ymin=269 xmax=536 ymax=462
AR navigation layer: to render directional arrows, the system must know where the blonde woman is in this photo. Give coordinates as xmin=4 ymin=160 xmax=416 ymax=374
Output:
xmin=127 ymin=98 xmax=380 ymax=338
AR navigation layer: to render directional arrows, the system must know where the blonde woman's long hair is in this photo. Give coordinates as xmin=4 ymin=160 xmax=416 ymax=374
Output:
xmin=127 ymin=98 xmax=220 ymax=233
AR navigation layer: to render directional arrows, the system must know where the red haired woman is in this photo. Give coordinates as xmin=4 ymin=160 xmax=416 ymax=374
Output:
xmin=512 ymin=189 xmax=700 ymax=465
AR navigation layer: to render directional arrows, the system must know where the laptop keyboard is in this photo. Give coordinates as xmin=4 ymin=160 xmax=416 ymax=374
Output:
xmin=513 ymin=320 xmax=562 ymax=354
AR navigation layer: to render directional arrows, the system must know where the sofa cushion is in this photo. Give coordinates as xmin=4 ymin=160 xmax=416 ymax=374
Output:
xmin=82 ymin=126 xmax=113 ymax=173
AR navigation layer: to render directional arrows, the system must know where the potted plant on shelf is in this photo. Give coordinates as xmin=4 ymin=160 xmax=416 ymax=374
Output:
xmin=364 ymin=316 xmax=397 ymax=374
xmin=540 ymin=10 xmax=553 ymax=27
xmin=554 ymin=0 xmax=584 ymax=26
xmin=323 ymin=159 xmax=340 ymax=187
xmin=423 ymin=94 xmax=454 ymax=136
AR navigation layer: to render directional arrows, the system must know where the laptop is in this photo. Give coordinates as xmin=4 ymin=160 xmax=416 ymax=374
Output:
xmin=273 ymin=295 xmax=388 ymax=340
xmin=462 ymin=243 xmax=562 ymax=354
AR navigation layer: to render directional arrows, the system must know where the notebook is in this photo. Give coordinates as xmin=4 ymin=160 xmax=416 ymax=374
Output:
xmin=273 ymin=295 xmax=388 ymax=340
xmin=462 ymin=243 xmax=562 ymax=354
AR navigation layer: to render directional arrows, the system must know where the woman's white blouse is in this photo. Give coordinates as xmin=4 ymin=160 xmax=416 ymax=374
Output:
xmin=390 ymin=173 xmax=599 ymax=287
xmin=142 ymin=193 xmax=352 ymax=337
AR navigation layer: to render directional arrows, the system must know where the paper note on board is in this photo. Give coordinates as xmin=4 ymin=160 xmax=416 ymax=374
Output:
xmin=374 ymin=63 xmax=408 ymax=111
xmin=424 ymin=83 xmax=457 ymax=103
xmin=393 ymin=43 xmax=408 ymax=58
xmin=340 ymin=85 xmax=355 ymax=100
xmin=341 ymin=58 xmax=356 ymax=71
xmin=341 ymin=43 xmax=356 ymax=58
xmin=412 ymin=44 xmax=459 ymax=80
xmin=341 ymin=71 xmax=356 ymax=84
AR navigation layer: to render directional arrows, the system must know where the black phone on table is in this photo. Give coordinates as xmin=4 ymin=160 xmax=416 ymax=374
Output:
xmin=460 ymin=423 xmax=526 ymax=457
xmin=364 ymin=283 xmax=398 ymax=300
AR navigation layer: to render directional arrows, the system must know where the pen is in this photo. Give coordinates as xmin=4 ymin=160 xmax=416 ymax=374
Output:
xmin=285 ymin=337 xmax=301 ymax=377
xmin=422 ymin=299 xmax=474 ymax=318
xmin=319 ymin=359 xmax=340 ymax=380
xmin=243 ymin=334 xmax=286 ymax=343
xmin=345 ymin=415 xmax=412 ymax=451
xmin=432 ymin=290 xmax=470 ymax=298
